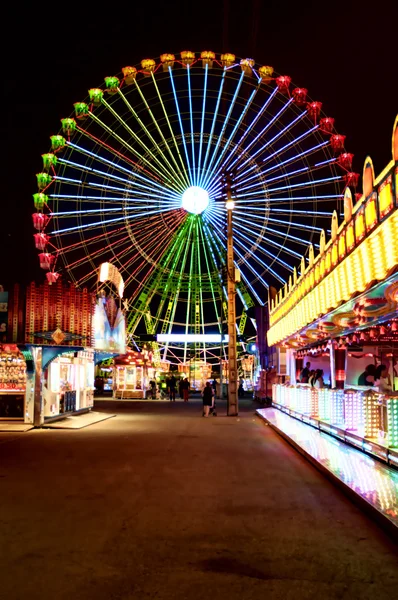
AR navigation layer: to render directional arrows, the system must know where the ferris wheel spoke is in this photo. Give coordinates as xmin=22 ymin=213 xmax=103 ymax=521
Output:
xmin=233 ymin=226 xmax=296 ymax=271
xmin=233 ymin=205 xmax=333 ymax=217
xmin=206 ymin=214 xmax=269 ymax=294
xmin=63 ymin=231 xmax=132 ymax=271
xmin=160 ymin=219 xmax=194 ymax=339
xmin=206 ymin=176 xmax=223 ymax=198
xmin=125 ymin=210 xmax=188 ymax=287
xmin=197 ymin=64 xmax=208 ymax=188
xmin=74 ymin=178 xmax=180 ymax=206
xmin=266 ymin=217 xmax=322 ymax=232
xmin=58 ymin=150 xmax=182 ymax=198
xmin=100 ymin=97 xmax=186 ymax=192
xmin=265 ymin=225 xmax=315 ymax=248
xmin=168 ymin=68 xmax=194 ymax=186
xmin=126 ymin=216 xmax=191 ymax=327
xmin=202 ymin=84 xmax=259 ymax=188
xmin=267 ymin=175 xmax=342 ymax=195
xmin=182 ymin=220 xmax=197 ymax=361
xmin=232 ymin=175 xmax=343 ymax=201
xmin=195 ymin=220 xmax=207 ymax=358
xmin=233 ymin=194 xmax=342 ymax=205
xmin=232 ymin=214 xmax=303 ymax=259
xmin=51 ymin=207 xmax=129 ymax=217
xmin=236 ymin=110 xmax=308 ymax=176
xmin=224 ymin=87 xmax=278 ymax=172
xmin=133 ymin=76 xmax=190 ymax=189
xmin=66 ymin=140 xmax=177 ymax=196
xmin=200 ymin=71 xmax=245 ymax=189
xmin=259 ymin=142 xmax=331 ymax=180
xmin=269 ymin=208 xmax=333 ymax=217
xmin=235 ymin=160 xmax=342 ymax=197
xmin=159 ymin=219 xmax=195 ymax=358
xmin=187 ymin=66 xmax=197 ymax=186
xmin=59 ymin=153 xmax=181 ymax=202
xmin=198 ymin=219 xmax=222 ymax=331
xmin=108 ymin=224 xmax=178 ymax=280
xmin=199 ymin=68 xmax=227 ymax=183
xmin=148 ymin=74 xmax=190 ymax=188
xmin=56 ymin=224 xmax=127 ymax=253
xmin=51 ymin=205 xmax=179 ymax=236
xmin=259 ymin=126 xmax=319 ymax=170
xmin=74 ymin=124 xmax=162 ymax=185
xmin=86 ymin=112 xmax=182 ymax=192
xmin=203 ymin=216 xmax=264 ymax=308
xmin=117 ymin=86 xmax=187 ymax=189
xmin=237 ymin=165 xmax=310 ymax=193
xmin=228 ymin=97 xmax=294 ymax=174
xmin=233 ymin=231 xmax=288 ymax=284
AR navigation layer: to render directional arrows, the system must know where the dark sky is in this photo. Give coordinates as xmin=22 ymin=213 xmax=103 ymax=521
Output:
xmin=2 ymin=0 xmax=397 ymax=288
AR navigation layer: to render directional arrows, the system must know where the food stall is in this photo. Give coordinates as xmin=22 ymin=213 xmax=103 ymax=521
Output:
xmin=0 ymin=344 xmax=27 ymax=420
xmin=267 ymin=118 xmax=398 ymax=465
xmin=42 ymin=349 xmax=95 ymax=418
xmin=113 ymin=347 xmax=154 ymax=399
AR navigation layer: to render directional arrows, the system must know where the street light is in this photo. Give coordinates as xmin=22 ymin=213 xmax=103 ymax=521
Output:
xmin=224 ymin=172 xmax=238 ymax=416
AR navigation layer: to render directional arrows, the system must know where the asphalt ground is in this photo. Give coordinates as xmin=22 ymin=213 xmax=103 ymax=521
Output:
xmin=1 ymin=398 xmax=397 ymax=599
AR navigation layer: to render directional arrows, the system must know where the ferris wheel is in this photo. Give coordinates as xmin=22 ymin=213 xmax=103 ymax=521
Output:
xmin=32 ymin=51 xmax=355 ymax=364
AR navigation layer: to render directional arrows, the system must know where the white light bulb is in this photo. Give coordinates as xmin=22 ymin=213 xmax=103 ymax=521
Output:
xmin=181 ymin=186 xmax=209 ymax=215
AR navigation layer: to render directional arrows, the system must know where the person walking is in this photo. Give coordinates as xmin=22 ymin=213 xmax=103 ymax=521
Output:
xmin=149 ymin=379 xmax=157 ymax=400
xmin=168 ymin=374 xmax=177 ymax=402
xmin=181 ymin=377 xmax=190 ymax=402
xmin=201 ymin=381 xmax=214 ymax=417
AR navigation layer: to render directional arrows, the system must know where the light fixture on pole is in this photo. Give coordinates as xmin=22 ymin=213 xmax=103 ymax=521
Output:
xmin=224 ymin=172 xmax=238 ymax=416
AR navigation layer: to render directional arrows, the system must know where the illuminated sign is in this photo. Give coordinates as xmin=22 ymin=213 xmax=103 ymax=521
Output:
xmin=99 ymin=262 xmax=124 ymax=298
xmin=157 ymin=334 xmax=229 ymax=343
xmin=268 ymin=209 xmax=398 ymax=346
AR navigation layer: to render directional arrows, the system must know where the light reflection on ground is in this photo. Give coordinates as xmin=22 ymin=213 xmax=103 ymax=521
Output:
xmin=257 ymin=407 xmax=398 ymax=528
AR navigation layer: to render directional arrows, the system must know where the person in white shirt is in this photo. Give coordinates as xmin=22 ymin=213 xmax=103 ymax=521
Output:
xmin=313 ymin=369 xmax=324 ymax=389
xmin=375 ymin=364 xmax=392 ymax=393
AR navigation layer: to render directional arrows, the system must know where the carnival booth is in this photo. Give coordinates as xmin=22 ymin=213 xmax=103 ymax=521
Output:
xmin=114 ymin=347 xmax=154 ymax=399
xmin=42 ymin=349 xmax=95 ymax=418
xmin=1 ymin=261 xmax=127 ymax=425
xmin=0 ymin=344 xmax=28 ymax=420
xmin=267 ymin=117 xmax=398 ymax=465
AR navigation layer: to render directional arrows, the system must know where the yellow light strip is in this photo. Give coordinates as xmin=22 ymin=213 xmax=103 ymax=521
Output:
xmin=270 ymin=164 xmax=396 ymax=325
xmin=267 ymin=210 xmax=398 ymax=346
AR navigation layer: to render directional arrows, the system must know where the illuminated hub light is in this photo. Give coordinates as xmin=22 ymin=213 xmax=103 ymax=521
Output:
xmin=182 ymin=186 xmax=209 ymax=214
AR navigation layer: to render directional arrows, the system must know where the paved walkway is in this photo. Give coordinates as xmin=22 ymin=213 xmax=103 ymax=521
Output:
xmin=1 ymin=399 xmax=397 ymax=600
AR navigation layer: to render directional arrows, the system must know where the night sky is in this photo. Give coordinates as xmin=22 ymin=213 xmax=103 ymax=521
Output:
xmin=2 ymin=0 xmax=396 ymax=289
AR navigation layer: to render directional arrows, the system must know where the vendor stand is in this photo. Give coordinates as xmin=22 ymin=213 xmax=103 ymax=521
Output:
xmin=0 ymin=343 xmax=27 ymax=420
xmin=267 ymin=117 xmax=398 ymax=466
xmin=113 ymin=347 xmax=154 ymax=399
xmin=42 ymin=349 xmax=95 ymax=418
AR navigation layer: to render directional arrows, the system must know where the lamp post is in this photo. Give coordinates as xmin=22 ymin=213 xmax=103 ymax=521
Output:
xmin=225 ymin=174 xmax=238 ymax=416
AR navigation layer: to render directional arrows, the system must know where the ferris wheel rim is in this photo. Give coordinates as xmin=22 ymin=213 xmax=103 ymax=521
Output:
xmin=32 ymin=50 xmax=356 ymax=364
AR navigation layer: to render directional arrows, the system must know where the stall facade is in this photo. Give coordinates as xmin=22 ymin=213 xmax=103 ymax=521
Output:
xmin=113 ymin=347 xmax=154 ymax=399
xmin=1 ymin=261 xmax=128 ymax=425
xmin=267 ymin=117 xmax=398 ymax=464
